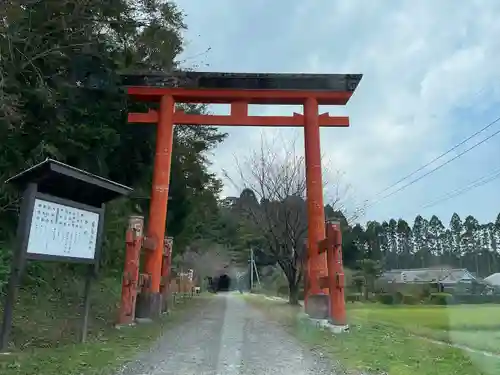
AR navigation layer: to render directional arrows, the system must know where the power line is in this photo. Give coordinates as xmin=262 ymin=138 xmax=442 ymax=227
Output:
xmin=370 ymin=114 xmax=500 ymax=199
xmin=397 ymin=166 xmax=500 ymax=219
xmin=367 ymin=118 xmax=500 ymax=208
xmin=420 ymin=167 xmax=500 ymax=210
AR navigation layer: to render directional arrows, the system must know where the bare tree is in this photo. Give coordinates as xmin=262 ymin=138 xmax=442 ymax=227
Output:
xmin=323 ymin=169 xmax=366 ymax=224
xmin=222 ymin=136 xmax=309 ymax=304
xmin=224 ymin=133 xmax=362 ymax=303
xmin=173 ymin=241 xmax=230 ymax=281
xmin=224 ymin=133 xmax=360 ymax=304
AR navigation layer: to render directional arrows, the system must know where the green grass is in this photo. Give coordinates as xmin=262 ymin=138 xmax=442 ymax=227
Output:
xmin=0 ymin=274 xmax=207 ymax=375
xmin=349 ymin=304 xmax=500 ymax=354
xmin=246 ymin=295 xmax=500 ymax=375
xmin=348 ymin=303 xmax=500 ymax=330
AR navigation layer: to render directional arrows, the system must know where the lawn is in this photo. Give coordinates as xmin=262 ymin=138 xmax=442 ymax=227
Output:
xmin=349 ymin=303 xmax=500 ymax=355
xmin=246 ymin=295 xmax=500 ymax=375
xmin=0 ymin=275 xmax=206 ymax=375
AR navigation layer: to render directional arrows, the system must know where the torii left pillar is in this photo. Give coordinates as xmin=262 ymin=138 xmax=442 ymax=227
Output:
xmin=135 ymin=95 xmax=175 ymax=319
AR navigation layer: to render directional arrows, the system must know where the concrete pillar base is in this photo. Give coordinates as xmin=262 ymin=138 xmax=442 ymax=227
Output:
xmin=304 ymin=293 xmax=329 ymax=319
xmin=327 ymin=323 xmax=350 ymax=333
xmin=115 ymin=322 xmax=137 ymax=329
xmin=299 ymin=313 xmax=350 ymax=334
xmin=135 ymin=291 xmax=162 ymax=320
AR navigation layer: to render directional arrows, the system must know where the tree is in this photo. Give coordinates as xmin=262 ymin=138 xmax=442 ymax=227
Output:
xmin=0 ymin=1 xmax=226 ymax=279
xmin=463 ymin=215 xmax=480 ymax=275
xmin=173 ymin=241 xmax=232 ymax=284
xmin=413 ymin=215 xmax=429 ymax=267
xmin=324 ymin=170 xmax=366 ymax=224
xmin=228 ymin=138 xmax=307 ymax=304
xmin=311 ymin=206 xmax=500 ymax=281
xmin=365 ymin=221 xmax=384 ymax=261
xmin=396 ymin=219 xmax=412 ymax=269
xmin=450 ymin=213 xmax=464 ymax=267
xmin=225 ymin=135 xmax=356 ymax=304
xmin=342 ymin=223 xmax=365 ymax=269
xmin=355 ymin=259 xmax=382 ymax=300
xmin=386 ymin=219 xmax=398 ymax=267
xmin=428 ymin=215 xmax=445 ymax=266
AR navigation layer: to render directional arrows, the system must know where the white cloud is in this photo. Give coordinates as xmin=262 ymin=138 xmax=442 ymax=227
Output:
xmin=175 ymin=0 xmax=500 ymax=223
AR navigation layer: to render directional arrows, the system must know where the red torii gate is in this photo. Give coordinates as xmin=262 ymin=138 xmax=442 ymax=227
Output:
xmin=124 ymin=72 xmax=362 ymax=318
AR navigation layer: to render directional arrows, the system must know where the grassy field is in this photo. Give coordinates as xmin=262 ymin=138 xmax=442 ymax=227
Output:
xmin=349 ymin=303 xmax=500 ymax=355
xmin=0 ymin=275 xmax=205 ymax=375
xmin=246 ymin=295 xmax=500 ymax=375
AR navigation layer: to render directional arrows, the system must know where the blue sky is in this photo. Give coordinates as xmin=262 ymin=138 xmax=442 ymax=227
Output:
xmin=174 ymin=0 xmax=500 ymax=226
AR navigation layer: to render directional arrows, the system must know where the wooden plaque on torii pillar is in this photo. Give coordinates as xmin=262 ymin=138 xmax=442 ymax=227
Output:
xmin=123 ymin=71 xmax=362 ymax=317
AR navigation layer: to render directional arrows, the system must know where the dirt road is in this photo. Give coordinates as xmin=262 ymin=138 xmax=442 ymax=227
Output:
xmin=115 ymin=293 xmax=339 ymax=375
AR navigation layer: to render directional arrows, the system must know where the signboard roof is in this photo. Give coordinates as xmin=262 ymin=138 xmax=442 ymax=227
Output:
xmin=6 ymin=159 xmax=132 ymax=207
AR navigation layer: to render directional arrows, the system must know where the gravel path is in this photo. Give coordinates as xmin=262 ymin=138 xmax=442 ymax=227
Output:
xmin=115 ymin=293 xmax=340 ymax=375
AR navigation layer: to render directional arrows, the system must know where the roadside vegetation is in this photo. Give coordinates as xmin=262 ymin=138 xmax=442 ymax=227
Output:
xmin=246 ymin=295 xmax=500 ymax=375
xmin=0 ymin=273 xmax=207 ymax=375
xmin=0 ymin=2 xmax=233 ymax=374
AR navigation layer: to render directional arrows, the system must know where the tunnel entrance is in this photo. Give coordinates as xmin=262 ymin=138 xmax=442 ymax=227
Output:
xmin=216 ymin=274 xmax=231 ymax=292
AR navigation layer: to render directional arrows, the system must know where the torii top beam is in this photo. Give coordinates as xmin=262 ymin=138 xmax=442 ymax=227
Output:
xmin=123 ymin=72 xmax=362 ymax=127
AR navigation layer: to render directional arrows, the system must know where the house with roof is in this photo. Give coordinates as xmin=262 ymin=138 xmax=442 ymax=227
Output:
xmin=484 ymin=273 xmax=500 ymax=286
xmin=381 ymin=267 xmax=477 ymax=284
xmin=380 ymin=267 xmax=479 ymax=291
xmin=379 ymin=267 xmax=500 ymax=296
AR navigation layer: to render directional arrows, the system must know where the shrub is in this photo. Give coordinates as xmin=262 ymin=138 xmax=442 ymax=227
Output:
xmin=392 ymin=291 xmax=401 ymax=304
xmin=391 ymin=291 xmax=420 ymax=305
xmin=402 ymin=294 xmax=419 ymax=305
xmin=377 ymin=293 xmax=394 ymax=305
xmin=429 ymin=292 xmax=454 ymax=305
xmin=419 ymin=283 xmax=439 ymax=299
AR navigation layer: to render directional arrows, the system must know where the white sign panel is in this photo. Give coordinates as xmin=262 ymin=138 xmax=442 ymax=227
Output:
xmin=27 ymin=198 xmax=100 ymax=260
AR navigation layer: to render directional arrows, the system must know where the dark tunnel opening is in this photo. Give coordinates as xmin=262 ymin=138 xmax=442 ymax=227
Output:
xmin=216 ymin=274 xmax=231 ymax=292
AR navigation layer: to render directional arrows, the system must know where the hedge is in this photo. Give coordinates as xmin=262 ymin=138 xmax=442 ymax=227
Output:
xmin=428 ymin=292 xmax=455 ymax=305
xmin=402 ymin=293 xmax=419 ymax=305
xmin=377 ymin=293 xmax=395 ymax=304
xmin=372 ymin=291 xmax=500 ymax=306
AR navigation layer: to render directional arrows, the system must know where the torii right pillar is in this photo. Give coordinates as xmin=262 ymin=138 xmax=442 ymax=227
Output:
xmin=303 ymin=97 xmax=328 ymax=298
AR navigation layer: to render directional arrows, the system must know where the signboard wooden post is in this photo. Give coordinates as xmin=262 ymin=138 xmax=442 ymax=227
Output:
xmin=0 ymin=159 xmax=132 ymax=352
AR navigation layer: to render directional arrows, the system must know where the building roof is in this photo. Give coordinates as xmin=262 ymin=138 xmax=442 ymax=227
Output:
xmin=6 ymin=158 xmax=132 ymax=207
xmin=484 ymin=273 xmax=500 ymax=286
xmin=381 ymin=268 xmax=476 ymax=284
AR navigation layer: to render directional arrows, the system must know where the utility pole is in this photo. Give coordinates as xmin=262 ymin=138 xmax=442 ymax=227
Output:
xmin=253 ymin=255 xmax=261 ymax=287
xmin=250 ymin=247 xmax=254 ymax=291
xmin=249 ymin=247 xmax=261 ymax=291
